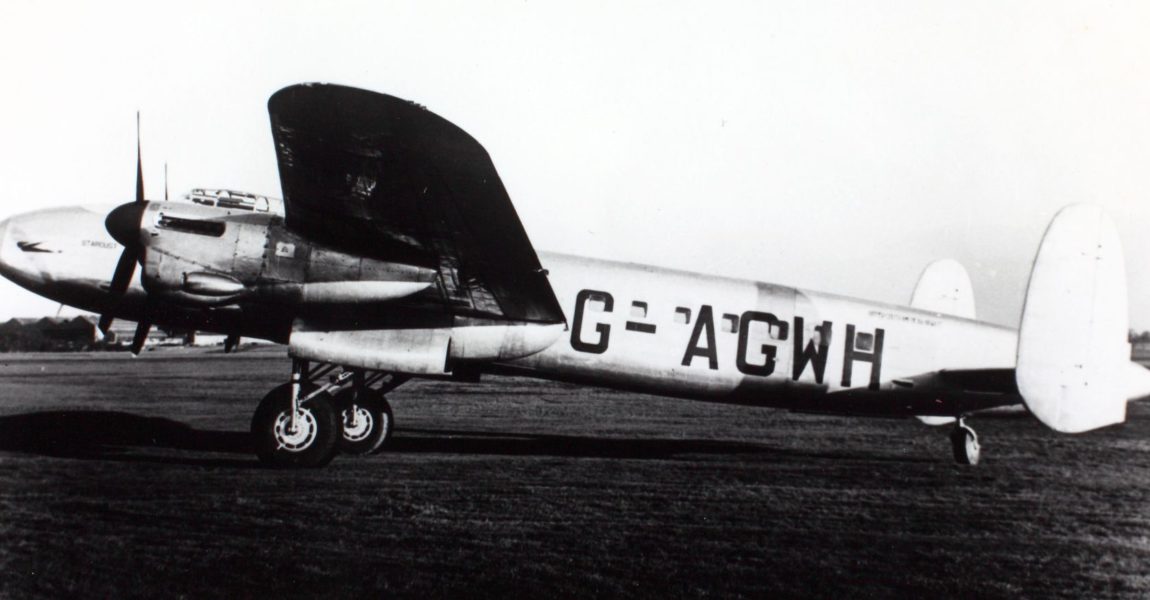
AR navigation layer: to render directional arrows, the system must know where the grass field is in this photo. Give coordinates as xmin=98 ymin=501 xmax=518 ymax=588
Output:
xmin=1 ymin=348 xmax=1149 ymax=598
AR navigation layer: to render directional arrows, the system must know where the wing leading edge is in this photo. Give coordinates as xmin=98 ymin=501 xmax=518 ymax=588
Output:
xmin=268 ymin=83 xmax=564 ymax=324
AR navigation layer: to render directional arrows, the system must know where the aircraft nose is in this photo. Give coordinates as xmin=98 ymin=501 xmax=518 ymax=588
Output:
xmin=0 ymin=214 xmax=45 ymax=288
xmin=0 ymin=216 xmax=13 ymax=267
xmin=0 ymin=217 xmax=10 ymax=259
xmin=105 ymin=201 xmax=147 ymax=247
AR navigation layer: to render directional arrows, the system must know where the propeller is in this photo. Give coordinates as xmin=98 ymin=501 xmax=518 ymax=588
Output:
xmin=130 ymin=316 xmax=152 ymax=355
xmin=225 ymin=333 xmax=241 ymax=354
xmin=99 ymin=112 xmax=153 ymax=354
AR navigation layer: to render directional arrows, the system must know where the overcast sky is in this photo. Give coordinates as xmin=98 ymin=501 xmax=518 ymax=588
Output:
xmin=1 ymin=1 xmax=1148 ymax=329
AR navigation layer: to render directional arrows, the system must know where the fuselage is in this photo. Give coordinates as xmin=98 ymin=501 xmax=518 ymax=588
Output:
xmin=506 ymin=252 xmax=1017 ymax=409
xmin=0 ymin=203 xmax=1019 ymax=413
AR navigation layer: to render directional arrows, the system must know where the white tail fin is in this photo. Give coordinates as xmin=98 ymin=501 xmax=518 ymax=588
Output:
xmin=1016 ymin=204 xmax=1128 ymax=433
xmin=910 ymin=259 xmax=975 ymax=319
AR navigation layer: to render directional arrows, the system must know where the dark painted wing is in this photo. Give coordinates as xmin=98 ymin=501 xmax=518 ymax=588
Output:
xmin=268 ymin=83 xmax=564 ymax=324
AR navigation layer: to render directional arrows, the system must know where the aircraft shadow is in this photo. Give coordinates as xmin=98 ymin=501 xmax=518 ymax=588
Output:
xmin=389 ymin=427 xmax=930 ymax=463
xmin=0 ymin=410 xmax=255 ymax=468
xmin=0 ymin=411 xmax=930 ymax=466
xmin=390 ymin=427 xmax=773 ymax=460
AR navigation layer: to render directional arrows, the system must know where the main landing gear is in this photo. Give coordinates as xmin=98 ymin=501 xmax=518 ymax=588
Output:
xmin=949 ymin=417 xmax=980 ymax=466
xmin=251 ymin=359 xmax=406 ymax=468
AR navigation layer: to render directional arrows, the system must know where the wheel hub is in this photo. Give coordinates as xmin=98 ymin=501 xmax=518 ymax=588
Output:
xmin=342 ymin=407 xmax=374 ymax=442
xmin=273 ymin=408 xmax=318 ymax=452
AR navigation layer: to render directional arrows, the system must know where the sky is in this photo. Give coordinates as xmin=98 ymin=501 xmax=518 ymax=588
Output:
xmin=1 ymin=1 xmax=1149 ymax=329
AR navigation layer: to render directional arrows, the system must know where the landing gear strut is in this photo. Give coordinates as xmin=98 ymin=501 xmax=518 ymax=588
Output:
xmin=251 ymin=359 xmax=407 ymax=468
xmin=949 ymin=418 xmax=980 ymax=466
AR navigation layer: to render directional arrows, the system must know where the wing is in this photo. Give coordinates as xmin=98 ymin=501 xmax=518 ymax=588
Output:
xmin=268 ymin=83 xmax=564 ymax=324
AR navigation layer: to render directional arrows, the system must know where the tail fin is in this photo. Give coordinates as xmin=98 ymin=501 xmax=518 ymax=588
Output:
xmin=910 ymin=259 xmax=976 ymax=319
xmin=1016 ymin=204 xmax=1128 ymax=433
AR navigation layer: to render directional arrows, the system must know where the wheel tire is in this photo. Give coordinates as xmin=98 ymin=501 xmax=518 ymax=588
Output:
xmin=251 ymin=383 xmax=340 ymax=468
xmin=336 ymin=389 xmax=394 ymax=455
xmin=950 ymin=424 xmax=980 ymax=466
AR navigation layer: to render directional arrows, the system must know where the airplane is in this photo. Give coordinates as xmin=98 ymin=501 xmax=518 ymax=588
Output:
xmin=1 ymin=83 xmax=1148 ymax=468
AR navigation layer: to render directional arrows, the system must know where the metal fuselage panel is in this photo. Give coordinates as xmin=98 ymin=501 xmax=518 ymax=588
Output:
xmin=501 ymin=252 xmax=1019 ymax=408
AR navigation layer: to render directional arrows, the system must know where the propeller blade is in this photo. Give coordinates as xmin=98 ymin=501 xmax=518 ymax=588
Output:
xmin=97 ymin=313 xmax=114 ymax=336
xmin=109 ymin=246 xmax=139 ymax=296
xmin=164 ymin=162 xmax=169 ymax=201
xmin=136 ymin=112 xmax=145 ymax=204
xmin=130 ymin=318 xmax=151 ymax=355
xmin=98 ymin=221 xmax=142 ymax=333
xmin=100 ymin=114 xmax=150 ymax=339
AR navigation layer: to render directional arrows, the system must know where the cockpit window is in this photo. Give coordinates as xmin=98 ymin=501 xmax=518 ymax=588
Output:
xmin=217 ymin=197 xmax=249 ymax=210
xmin=184 ymin=188 xmax=283 ymax=214
xmin=157 ymin=214 xmax=225 ymax=237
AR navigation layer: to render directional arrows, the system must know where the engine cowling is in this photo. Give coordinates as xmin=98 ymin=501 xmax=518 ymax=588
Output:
xmin=289 ymin=321 xmax=566 ymax=375
xmin=138 ymin=201 xmax=436 ymax=307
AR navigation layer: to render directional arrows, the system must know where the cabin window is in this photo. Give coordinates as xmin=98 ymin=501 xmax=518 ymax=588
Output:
xmin=722 ymin=314 xmax=739 ymax=333
xmin=156 ymin=214 xmax=225 ymax=237
xmin=769 ymin=321 xmax=787 ymax=340
xmin=855 ymin=332 xmax=874 ymax=352
xmin=217 ymin=196 xmax=252 ymax=211
xmin=630 ymin=301 xmax=648 ymax=319
xmin=674 ymin=307 xmax=691 ymax=324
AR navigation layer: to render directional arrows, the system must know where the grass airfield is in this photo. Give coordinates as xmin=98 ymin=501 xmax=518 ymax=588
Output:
xmin=1 ymin=347 xmax=1149 ymax=598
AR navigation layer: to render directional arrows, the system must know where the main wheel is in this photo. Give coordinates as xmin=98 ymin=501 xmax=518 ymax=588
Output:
xmin=950 ymin=423 xmax=980 ymax=466
xmin=336 ymin=389 xmax=394 ymax=455
xmin=251 ymin=383 xmax=340 ymax=468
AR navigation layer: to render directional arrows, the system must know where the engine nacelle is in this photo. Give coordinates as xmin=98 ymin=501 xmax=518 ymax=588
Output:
xmin=138 ymin=201 xmax=435 ymax=307
xmin=289 ymin=321 xmax=566 ymax=375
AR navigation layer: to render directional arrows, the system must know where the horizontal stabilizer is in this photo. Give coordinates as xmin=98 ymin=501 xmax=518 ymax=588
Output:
xmin=1016 ymin=204 xmax=1128 ymax=433
xmin=910 ymin=259 xmax=975 ymax=319
xmin=1125 ymin=362 xmax=1150 ymax=402
xmin=808 ymin=368 xmax=1020 ymax=418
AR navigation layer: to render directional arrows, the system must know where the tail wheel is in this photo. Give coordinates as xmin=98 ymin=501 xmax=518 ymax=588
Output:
xmin=950 ymin=422 xmax=980 ymax=466
xmin=336 ymin=389 xmax=394 ymax=455
xmin=252 ymin=383 xmax=340 ymax=468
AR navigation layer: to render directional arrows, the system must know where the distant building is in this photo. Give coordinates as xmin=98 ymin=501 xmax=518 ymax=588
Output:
xmin=0 ymin=316 xmax=97 ymax=351
xmin=96 ymin=317 xmax=195 ymax=349
xmin=0 ymin=315 xmax=195 ymax=352
xmin=1133 ymin=341 xmax=1150 ymax=366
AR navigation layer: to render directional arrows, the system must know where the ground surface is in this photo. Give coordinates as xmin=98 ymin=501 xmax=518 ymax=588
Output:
xmin=1 ymin=348 xmax=1149 ymax=598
